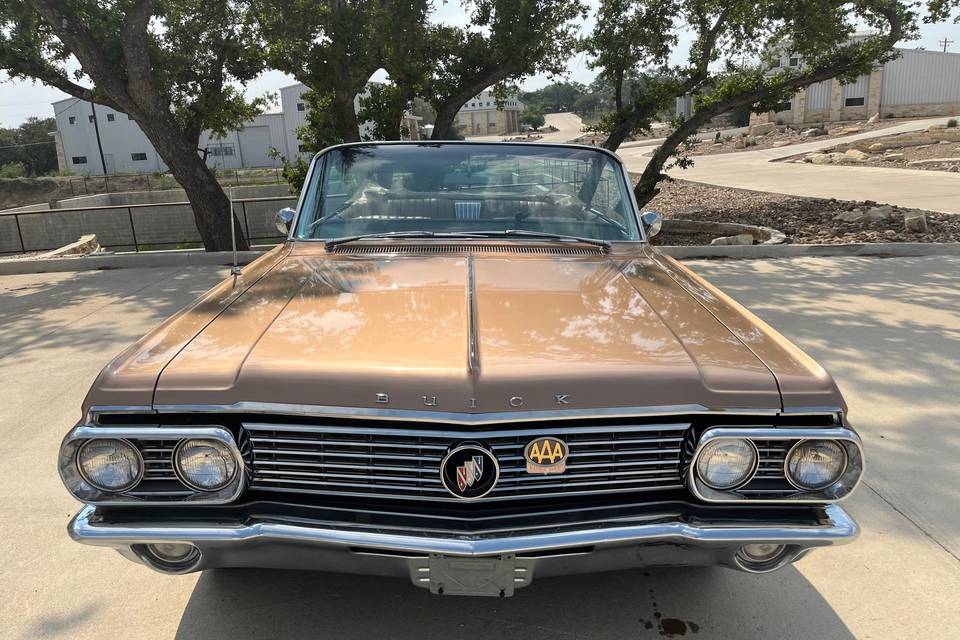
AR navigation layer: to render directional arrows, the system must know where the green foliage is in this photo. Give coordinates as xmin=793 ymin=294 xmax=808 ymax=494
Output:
xmin=520 ymin=108 xmax=547 ymax=130
xmin=0 ymin=162 xmax=26 ymax=178
xmin=0 ymin=117 xmax=58 ymax=175
xmin=925 ymin=0 xmax=959 ymax=23
xmin=521 ymin=82 xmax=586 ymax=112
xmin=947 ymin=118 xmax=958 ymax=128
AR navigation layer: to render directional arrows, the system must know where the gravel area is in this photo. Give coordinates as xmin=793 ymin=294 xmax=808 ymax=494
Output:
xmin=644 ymin=179 xmax=960 ymax=245
xmin=798 ymin=137 xmax=960 ymax=172
xmin=689 ymin=119 xmax=903 ymax=156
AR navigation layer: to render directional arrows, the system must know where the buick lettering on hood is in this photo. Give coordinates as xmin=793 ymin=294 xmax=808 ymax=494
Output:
xmin=59 ymin=143 xmax=863 ymax=597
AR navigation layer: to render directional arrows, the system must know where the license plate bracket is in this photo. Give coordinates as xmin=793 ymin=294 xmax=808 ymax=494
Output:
xmin=426 ymin=553 xmax=517 ymax=597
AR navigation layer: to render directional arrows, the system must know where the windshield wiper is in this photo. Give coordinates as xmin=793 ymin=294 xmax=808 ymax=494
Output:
xmin=324 ymin=231 xmax=491 ymax=249
xmin=470 ymin=229 xmax=611 ymax=250
xmin=586 ymin=207 xmax=629 ymax=234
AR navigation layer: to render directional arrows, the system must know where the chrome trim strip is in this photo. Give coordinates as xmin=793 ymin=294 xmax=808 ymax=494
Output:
xmin=466 ymin=254 xmax=480 ymax=376
xmin=129 ymin=402 xmax=823 ymax=425
xmin=68 ymin=503 xmax=858 ymax=557
xmin=688 ymin=427 xmax=865 ymax=505
xmin=59 ymin=426 xmax=246 ymax=506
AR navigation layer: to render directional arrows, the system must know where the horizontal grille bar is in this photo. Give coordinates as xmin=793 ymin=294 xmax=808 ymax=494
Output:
xmin=245 ymin=421 xmax=689 ymax=502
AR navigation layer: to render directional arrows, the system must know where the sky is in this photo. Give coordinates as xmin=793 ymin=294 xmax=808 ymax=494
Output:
xmin=1 ymin=3 xmax=958 ymax=128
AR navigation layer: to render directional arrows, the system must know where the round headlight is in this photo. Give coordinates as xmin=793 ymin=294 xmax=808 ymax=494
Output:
xmin=786 ymin=440 xmax=847 ymax=490
xmin=174 ymin=439 xmax=237 ymax=492
xmin=696 ymin=438 xmax=758 ymax=490
xmin=77 ymin=438 xmax=143 ymax=492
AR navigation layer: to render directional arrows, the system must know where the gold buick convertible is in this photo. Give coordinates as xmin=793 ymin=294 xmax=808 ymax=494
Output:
xmin=59 ymin=142 xmax=862 ymax=597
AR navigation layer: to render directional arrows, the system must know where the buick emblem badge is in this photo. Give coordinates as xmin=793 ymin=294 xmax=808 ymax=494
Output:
xmin=440 ymin=444 xmax=499 ymax=499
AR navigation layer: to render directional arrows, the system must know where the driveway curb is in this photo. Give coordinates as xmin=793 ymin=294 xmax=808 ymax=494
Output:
xmin=2 ymin=243 xmax=959 ymax=275
xmin=0 ymin=250 xmax=263 ymax=275
xmin=659 ymin=242 xmax=960 ymax=259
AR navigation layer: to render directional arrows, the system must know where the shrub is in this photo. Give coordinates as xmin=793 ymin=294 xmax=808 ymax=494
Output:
xmin=947 ymin=118 xmax=958 ymax=128
xmin=0 ymin=162 xmax=26 ymax=178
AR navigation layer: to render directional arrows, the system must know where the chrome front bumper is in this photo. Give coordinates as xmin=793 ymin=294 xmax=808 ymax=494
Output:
xmin=69 ymin=503 xmax=858 ymax=594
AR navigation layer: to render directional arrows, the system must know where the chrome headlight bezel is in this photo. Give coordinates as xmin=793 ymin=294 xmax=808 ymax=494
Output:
xmin=688 ymin=427 xmax=864 ymax=504
xmin=59 ymin=425 xmax=245 ymax=505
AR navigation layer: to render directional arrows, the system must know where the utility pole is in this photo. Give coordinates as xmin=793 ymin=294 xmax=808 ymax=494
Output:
xmin=940 ymin=38 xmax=954 ymax=53
xmin=89 ymin=102 xmax=108 ymax=175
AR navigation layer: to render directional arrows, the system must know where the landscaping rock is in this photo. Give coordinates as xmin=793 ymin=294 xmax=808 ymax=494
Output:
xmin=867 ymin=113 xmax=880 ymax=124
xmin=844 ymin=149 xmax=870 ymax=161
xmin=842 ymin=126 xmax=862 ymax=134
xmin=884 ymin=153 xmax=905 ymax=160
xmin=801 ymin=127 xmax=826 ymax=138
xmin=807 ymin=153 xmax=832 ymax=165
xmin=710 ymin=233 xmax=754 ymax=246
xmin=904 ymin=211 xmax=928 ymax=233
xmin=750 ymin=123 xmax=777 ymax=136
xmin=865 ymin=205 xmax=893 ymax=220
xmin=835 ymin=210 xmax=865 ymax=223
xmin=868 ymin=143 xmax=885 ymax=152
xmin=772 ymin=141 xmax=792 ymax=148
xmin=906 ymin=157 xmax=960 ymax=166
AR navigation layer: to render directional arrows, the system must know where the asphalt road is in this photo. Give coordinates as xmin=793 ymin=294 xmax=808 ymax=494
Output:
xmin=1 ymin=256 xmax=958 ymax=639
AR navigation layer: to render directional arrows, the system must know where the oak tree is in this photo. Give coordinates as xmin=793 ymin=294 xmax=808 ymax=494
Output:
xmin=584 ymin=0 xmax=918 ymax=207
xmin=0 ymin=0 xmax=266 ymax=250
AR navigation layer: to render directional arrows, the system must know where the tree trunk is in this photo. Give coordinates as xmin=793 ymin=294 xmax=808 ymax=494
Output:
xmin=431 ymin=103 xmax=460 ymax=140
xmin=333 ymin=89 xmax=362 ymax=143
xmin=633 ymin=113 xmax=711 ymax=209
xmin=145 ymin=124 xmax=250 ymax=251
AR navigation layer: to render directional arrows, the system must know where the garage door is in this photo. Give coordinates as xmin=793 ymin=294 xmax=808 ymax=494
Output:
xmin=237 ymin=126 xmax=274 ymax=168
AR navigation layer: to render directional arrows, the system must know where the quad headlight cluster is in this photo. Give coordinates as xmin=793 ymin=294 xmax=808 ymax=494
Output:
xmin=689 ymin=427 xmax=863 ymax=503
xmin=59 ymin=426 xmax=244 ymax=504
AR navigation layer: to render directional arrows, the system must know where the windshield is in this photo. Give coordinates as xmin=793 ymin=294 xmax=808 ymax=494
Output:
xmin=294 ymin=143 xmax=641 ymax=242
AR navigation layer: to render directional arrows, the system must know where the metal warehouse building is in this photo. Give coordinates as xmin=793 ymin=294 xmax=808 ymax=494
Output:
xmin=52 ymin=98 xmax=289 ymax=176
xmin=754 ymin=47 xmax=960 ymax=126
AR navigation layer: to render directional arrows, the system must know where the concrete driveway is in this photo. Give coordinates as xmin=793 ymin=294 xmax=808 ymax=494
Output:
xmin=618 ymin=116 xmax=960 ymax=214
xmin=464 ymin=112 xmax=584 ymax=143
xmin=1 ymin=257 xmax=958 ymax=639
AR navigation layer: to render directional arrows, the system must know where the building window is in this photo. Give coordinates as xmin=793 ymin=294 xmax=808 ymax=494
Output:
xmin=131 ymin=152 xmax=147 ymax=161
xmin=297 ymin=102 xmax=305 ymax=111
xmin=789 ymin=57 xmax=799 ymax=67
xmin=775 ymin=101 xmax=792 ymax=111
xmin=72 ymin=156 xmax=87 ymax=164
xmin=844 ymin=97 xmax=865 ymax=107
xmin=106 ymin=113 xmax=115 ymax=122
xmin=88 ymin=115 xmax=95 ymax=123
xmin=771 ymin=59 xmax=781 ymax=68
xmin=68 ymin=116 xmax=76 ymax=125
xmin=208 ymin=143 xmax=235 ymax=157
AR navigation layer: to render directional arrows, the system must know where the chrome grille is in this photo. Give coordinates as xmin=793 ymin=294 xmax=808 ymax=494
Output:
xmin=245 ymin=422 xmax=688 ymax=501
xmin=129 ymin=439 xmax=193 ymax=498
xmin=735 ymin=440 xmax=802 ymax=499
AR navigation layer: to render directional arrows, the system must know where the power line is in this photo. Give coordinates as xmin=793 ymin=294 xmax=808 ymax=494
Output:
xmin=0 ymin=140 xmax=56 ymax=150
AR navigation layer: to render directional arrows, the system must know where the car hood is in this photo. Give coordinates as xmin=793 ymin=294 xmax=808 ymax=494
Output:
xmin=104 ymin=244 xmax=840 ymax=414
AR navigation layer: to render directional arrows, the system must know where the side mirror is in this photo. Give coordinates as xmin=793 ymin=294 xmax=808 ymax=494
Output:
xmin=640 ymin=210 xmax=662 ymax=239
xmin=275 ymin=207 xmax=297 ymax=236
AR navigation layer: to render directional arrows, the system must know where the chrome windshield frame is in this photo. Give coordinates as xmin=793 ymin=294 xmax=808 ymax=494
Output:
xmin=285 ymin=141 xmax=649 ymax=245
